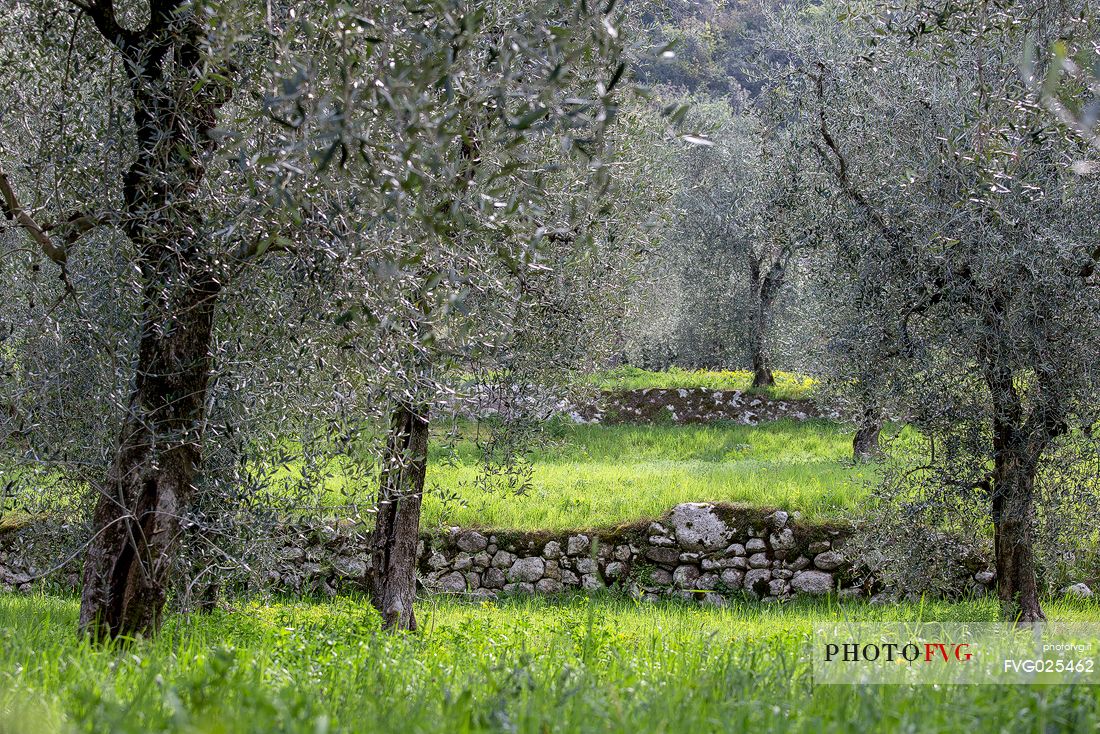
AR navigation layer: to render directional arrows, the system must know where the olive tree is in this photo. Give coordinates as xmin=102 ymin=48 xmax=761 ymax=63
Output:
xmin=768 ymin=0 xmax=1100 ymax=621
xmin=0 ymin=0 xmax=630 ymax=639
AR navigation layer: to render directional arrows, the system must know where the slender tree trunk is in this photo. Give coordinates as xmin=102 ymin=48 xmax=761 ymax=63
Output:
xmin=78 ymin=8 xmax=230 ymax=640
xmin=747 ymin=258 xmax=774 ymax=388
xmin=370 ymin=403 xmax=430 ymax=631
xmin=852 ymin=410 xmax=882 ymax=462
xmin=992 ymin=449 xmax=1045 ymax=625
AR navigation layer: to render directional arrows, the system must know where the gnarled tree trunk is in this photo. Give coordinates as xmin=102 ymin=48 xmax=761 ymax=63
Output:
xmin=852 ymin=410 xmax=882 ymax=462
xmin=79 ymin=276 xmax=219 ymax=639
xmin=992 ymin=448 xmax=1045 ymax=625
xmin=78 ymin=4 xmax=230 ymax=641
xmin=369 ymin=403 xmax=430 ymax=631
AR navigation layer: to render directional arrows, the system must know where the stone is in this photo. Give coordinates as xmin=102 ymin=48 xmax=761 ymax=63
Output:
xmin=1064 ymin=583 xmax=1093 ymax=598
xmin=508 ymin=556 xmax=545 ymax=583
xmin=649 ymin=536 xmax=676 ymax=547
xmin=455 ymin=530 xmax=488 ymax=553
xmin=504 ymin=582 xmax=535 ymax=595
xmin=482 ymin=567 xmax=506 ymax=589
xmin=439 ymin=571 xmax=467 ymax=593
xmin=561 ymin=570 xmax=580 ymax=585
xmin=869 ymin=591 xmax=896 ymax=605
xmin=768 ymin=528 xmax=796 ymax=551
xmin=743 ymin=569 xmax=772 ymax=598
xmin=472 ymin=551 xmax=491 ymax=569
xmin=668 ymin=503 xmax=732 ymax=551
xmin=696 ymin=573 xmax=719 ymax=591
xmin=791 ymin=570 xmax=834 ymax=596
xmin=544 ymin=561 xmax=562 ymax=581
xmin=613 ymin=544 xmax=632 ymax=562
xmin=645 ymin=547 xmax=680 ymax=566
xmin=807 ymin=541 xmax=831 ymax=554
xmin=773 ymin=569 xmax=793 ymax=580
xmin=648 ymin=522 xmax=670 ymax=536
xmin=974 ymin=570 xmax=995 ymax=585
xmin=581 ymin=574 xmax=603 ymax=590
xmin=723 ymin=543 xmax=746 ymax=557
xmin=746 ymin=538 xmax=766 ymax=553
xmin=332 ymin=556 xmax=367 ymax=578
xmin=470 ymin=588 xmax=498 ymax=600
xmin=838 ymin=587 xmax=864 ymax=600
xmin=701 ymin=592 xmax=727 ymax=607
xmin=492 ymin=551 xmax=516 ymax=569
xmin=650 ymin=568 xmax=673 ymax=585
xmin=785 ymin=556 xmax=811 ymax=572
xmin=605 ymin=561 xmax=627 ymax=579
xmin=465 ymin=572 xmax=481 ymax=589
xmin=453 ymin=552 xmax=473 ymax=571
xmin=536 ymin=578 xmax=564 ymax=594
xmin=674 ymin=564 xmax=701 ymax=589
xmin=543 ymin=541 xmax=562 ymax=560
xmin=748 ymin=553 xmax=770 ymax=569
xmin=813 ymin=551 xmax=844 ymax=571
xmin=768 ymin=579 xmax=789 ymax=597
xmin=766 ymin=511 xmax=789 ymax=530
xmin=574 ymin=557 xmax=597 ymax=574
xmin=567 ymin=535 xmax=590 ymax=556
xmin=720 ymin=569 xmax=744 ymax=587
xmin=678 ymin=552 xmax=702 ymax=563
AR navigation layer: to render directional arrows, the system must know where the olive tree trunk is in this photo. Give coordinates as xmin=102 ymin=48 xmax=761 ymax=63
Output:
xmin=991 ymin=449 xmax=1046 ymax=625
xmin=78 ymin=6 xmax=230 ymax=641
xmin=369 ymin=403 xmax=430 ymax=631
xmin=79 ymin=275 xmax=220 ymax=639
xmin=852 ymin=410 xmax=882 ymax=462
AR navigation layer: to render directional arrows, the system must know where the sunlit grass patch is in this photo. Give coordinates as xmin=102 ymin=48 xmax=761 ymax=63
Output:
xmin=591 ymin=366 xmax=817 ymax=399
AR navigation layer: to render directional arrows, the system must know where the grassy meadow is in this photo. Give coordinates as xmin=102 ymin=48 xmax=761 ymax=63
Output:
xmin=590 ymin=366 xmax=817 ymax=400
xmin=419 ymin=420 xmax=880 ymax=530
xmin=285 ymin=419 xmax=885 ymax=530
xmin=3 ymin=592 xmax=1098 ymax=734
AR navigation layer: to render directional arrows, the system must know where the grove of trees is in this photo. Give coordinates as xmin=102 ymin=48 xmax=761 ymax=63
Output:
xmin=1 ymin=0 xmax=1097 ymax=638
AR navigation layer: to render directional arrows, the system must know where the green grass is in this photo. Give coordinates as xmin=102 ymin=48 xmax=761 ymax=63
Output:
xmin=2 ymin=593 xmax=1097 ymax=733
xmin=287 ymin=420 xmax=878 ymax=530
xmin=296 ymin=420 xmax=879 ymax=529
xmin=591 ymin=366 xmax=817 ymax=400
xmin=419 ymin=419 xmax=876 ymax=529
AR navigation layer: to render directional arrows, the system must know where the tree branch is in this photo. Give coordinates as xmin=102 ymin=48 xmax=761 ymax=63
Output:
xmin=66 ymin=0 xmax=133 ymax=49
xmin=0 ymin=165 xmax=68 ymax=265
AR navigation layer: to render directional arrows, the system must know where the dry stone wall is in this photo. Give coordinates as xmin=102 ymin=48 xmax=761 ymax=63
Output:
xmin=416 ymin=503 xmax=995 ymax=605
xmin=0 ymin=503 xmax=997 ymax=604
xmin=570 ymin=388 xmax=842 ymax=426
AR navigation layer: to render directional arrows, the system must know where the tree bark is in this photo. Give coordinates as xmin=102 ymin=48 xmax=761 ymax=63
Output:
xmin=79 ymin=272 xmax=220 ymax=640
xmin=852 ymin=411 xmax=882 ymax=462
xmin=78 ymin=6 xmax=230 ymax=641
xmin=369 ymin=403 xmax=430 ymax=631
xmin=992 ymin=449 xmax=1046 ymax=625
xmin=750 ymin=347 xmax=774 ymax=388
